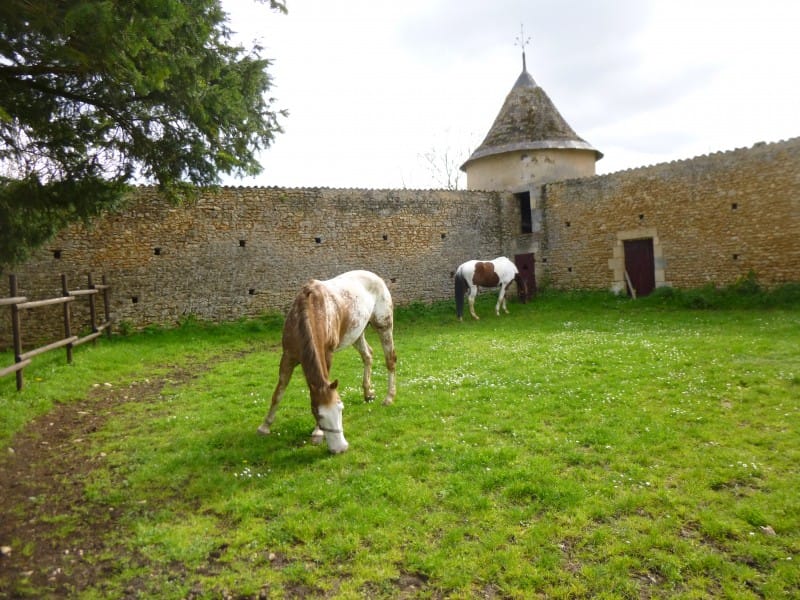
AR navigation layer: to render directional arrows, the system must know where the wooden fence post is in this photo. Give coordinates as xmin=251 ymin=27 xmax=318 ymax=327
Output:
xmin=87 ymin=273 xmax=98 ymax=344
xmin=61 ymin=274 xmax=74 ymax=364
xmin=102 ymin=274 xmax=112 ymax=338
xmin=1 ymin=273 xmax=111 ymax=390
xmin=10 ymin=274 xmax=24 ymax=390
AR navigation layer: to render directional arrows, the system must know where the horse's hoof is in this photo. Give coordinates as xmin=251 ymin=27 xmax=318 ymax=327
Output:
xmin=329 ymin=443 xmax=349 ymax=454
xmin=257 ymin=424 xmax=271 ymax=436
xmin=364 ymin=393 xmax=375 ymax=403
xmin=382 ymin=398 xmax=394 ymax=406
xmin=311 ymin=433 xmax=324 ymax=445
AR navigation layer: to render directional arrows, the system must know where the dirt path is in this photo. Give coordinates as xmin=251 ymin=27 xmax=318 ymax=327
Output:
xmin=0 ymin=368 xmax=200 ymax=598
xmin=0 ymin=354 xmax=427 ymax=599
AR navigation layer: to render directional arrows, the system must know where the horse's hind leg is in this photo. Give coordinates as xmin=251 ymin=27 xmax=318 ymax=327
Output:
xmin=353 ymin=333 xmax=375 ymax=402
xmin=374 ymin=324 xmax=397 ymax=405
xmin=258 ymin=352 xmax=297 ymax=435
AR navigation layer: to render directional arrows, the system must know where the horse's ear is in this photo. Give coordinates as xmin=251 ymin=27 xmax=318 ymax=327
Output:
xmin=330 ymin=379 xmax=339 ymax=391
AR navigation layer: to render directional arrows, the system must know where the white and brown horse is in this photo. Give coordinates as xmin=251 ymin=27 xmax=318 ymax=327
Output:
xmin=454 ymin=256 xmax=528 ymax=321
xmin=258 ymin=270 xmax=397 ymax=453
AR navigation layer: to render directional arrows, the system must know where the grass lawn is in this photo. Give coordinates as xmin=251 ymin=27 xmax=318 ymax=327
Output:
xmin=1 ymin=288 xmax=799 ymax=598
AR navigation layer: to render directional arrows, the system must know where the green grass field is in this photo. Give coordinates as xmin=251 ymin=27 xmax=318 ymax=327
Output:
xmin=1 ymin=286 xmax=799 ymax=598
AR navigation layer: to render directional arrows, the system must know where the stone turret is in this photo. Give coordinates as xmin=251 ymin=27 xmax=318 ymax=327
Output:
xmin=461 ymin=56 xmax=602 ymax=192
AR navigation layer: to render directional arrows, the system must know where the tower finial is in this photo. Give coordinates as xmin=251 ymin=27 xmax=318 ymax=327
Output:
xmin=515 ymin=24 xmax=531 ymax=72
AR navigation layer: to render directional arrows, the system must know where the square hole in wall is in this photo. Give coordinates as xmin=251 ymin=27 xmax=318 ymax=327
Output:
xmin=239 ymin=240 xmax=246 ymax=247
xmin=53 ymin=250 xmax=62 ymax=259
xmin=131 ymin=296 xmax=139 ymax=304
xmin=731 ymin=203 xmax=738 ymax=210
xmin=154 ymin=247 xmax=161 ymax=256
xmin=315 ymin=237 xmax=322 ymax=244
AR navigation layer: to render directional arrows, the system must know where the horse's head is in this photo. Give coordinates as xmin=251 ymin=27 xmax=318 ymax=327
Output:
xmin=313 ymin=379 xmax=349 ymax=454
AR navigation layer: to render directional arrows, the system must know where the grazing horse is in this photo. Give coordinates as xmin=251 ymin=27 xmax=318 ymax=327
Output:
xmin=454 ymin=256 xmax=528 ymax=321
xmin=258 ymin=270 xmax=397 ymax=454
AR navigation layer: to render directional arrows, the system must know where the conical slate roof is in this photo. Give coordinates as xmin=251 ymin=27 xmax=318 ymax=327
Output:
xmin=461 ymin=66 xmax=602 ymax=170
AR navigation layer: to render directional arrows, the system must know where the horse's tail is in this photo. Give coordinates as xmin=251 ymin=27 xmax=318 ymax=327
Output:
xmin=454 ymin=269 xmax=466 ymax=319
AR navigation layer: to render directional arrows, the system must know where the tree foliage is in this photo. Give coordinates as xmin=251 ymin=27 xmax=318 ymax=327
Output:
xmin=0 ymin=0 xmax=287 ymax=267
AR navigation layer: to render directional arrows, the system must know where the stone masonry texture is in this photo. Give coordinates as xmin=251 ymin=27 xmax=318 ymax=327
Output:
xmin=2 ymin=187 xmax=517 ymax=346
xmin=541 ymin=138 xmax=799 ymax=291
xmin=1 ymin=137 xmax=798 ymax=349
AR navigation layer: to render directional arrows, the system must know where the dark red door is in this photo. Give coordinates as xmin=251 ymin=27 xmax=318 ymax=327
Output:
xmin=623 ymin=239 xmax=655 ymax=297
xmin=514 ymin=253 xmax=536 ymax=302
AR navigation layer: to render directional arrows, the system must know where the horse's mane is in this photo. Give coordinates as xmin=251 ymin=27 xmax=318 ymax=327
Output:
xmin=295 ymin=282 xmax=330 ymax=390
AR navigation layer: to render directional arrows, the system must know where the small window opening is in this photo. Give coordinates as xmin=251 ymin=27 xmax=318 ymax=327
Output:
xmin=731 ymin=203 xmax=738 ymax=210
xmin=565 ymin=221 xmax=571 ymax=228
xmin=441 ymin=233 xmax=446 ymax=239
xmin=639 ymin=214 xmax=644 ymax=220
xmin=53 ymin=250 xmax=62 ymax=259
xmin=239 ymin=240 xmax=246 ymax=247
xmin=154 ymin=247 xmax=161 ymax=256
xmin=382 ymin=234 xmax=388 ymax=241
xmin=314 ymin=237 xmax=322 ymax=244
xmin=248 ymin=288 xmax=256 ymax=295
xmin=390 ymin=277 xmax=397 ymax=283
xmin=516 ymin=192 xmax=532 ymax=234
xmin=733 ymin=254 xmax=739 ymax=260
xmin=131 ymin=296 xmax=139 ymax=304
xmin=567 ymin=267 xmax=573 ymax=273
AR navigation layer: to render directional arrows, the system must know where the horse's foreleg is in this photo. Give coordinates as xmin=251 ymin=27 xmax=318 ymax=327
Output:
xmin=353 ymin=333 xmax=375 ymax=401
xmin=376 ymin=326 xmax=397 ymax=405
xmin=503 ymin=285 xmax=511 ymax=313
xmin=468 ymin=289 xmax=480 ymax=320
xmin=258 ymin=352 xmax=297 ymax=435
xmin=497 ymin=284 xmax=510 ymax=315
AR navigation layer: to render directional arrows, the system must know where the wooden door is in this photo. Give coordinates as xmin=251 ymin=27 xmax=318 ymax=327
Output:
xmin=514 ymin=253 xmax=536 ymax=302
xmin=623 ymin=239 xmax=655 ymax=297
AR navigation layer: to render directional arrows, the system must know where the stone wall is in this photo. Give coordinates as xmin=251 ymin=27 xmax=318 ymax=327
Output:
xmin=2 ymin=137 xmax=799 ymax=350
xmin=1 ymin=187 xmax=518 ymax=346
xmin=541 ymin=138 xmax=800 ymax=292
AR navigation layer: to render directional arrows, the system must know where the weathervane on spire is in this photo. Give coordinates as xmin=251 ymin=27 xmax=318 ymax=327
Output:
xmin=515 ymin=24 xmax=531 ymax=72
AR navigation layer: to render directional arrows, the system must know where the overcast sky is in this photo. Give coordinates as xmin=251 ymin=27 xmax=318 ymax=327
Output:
xmin=221 ymin=0 xmax=800 ymax=189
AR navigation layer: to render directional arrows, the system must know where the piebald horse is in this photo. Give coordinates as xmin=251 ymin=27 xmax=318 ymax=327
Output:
xmin=258 ymin=270 xmax=397 ymax=454
xmin=454 ymin=256 xmax=528 ymax=321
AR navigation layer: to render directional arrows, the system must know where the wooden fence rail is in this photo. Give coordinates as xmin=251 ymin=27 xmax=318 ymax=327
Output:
xmin=1 ymin=273 xmax=112 ymax=391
